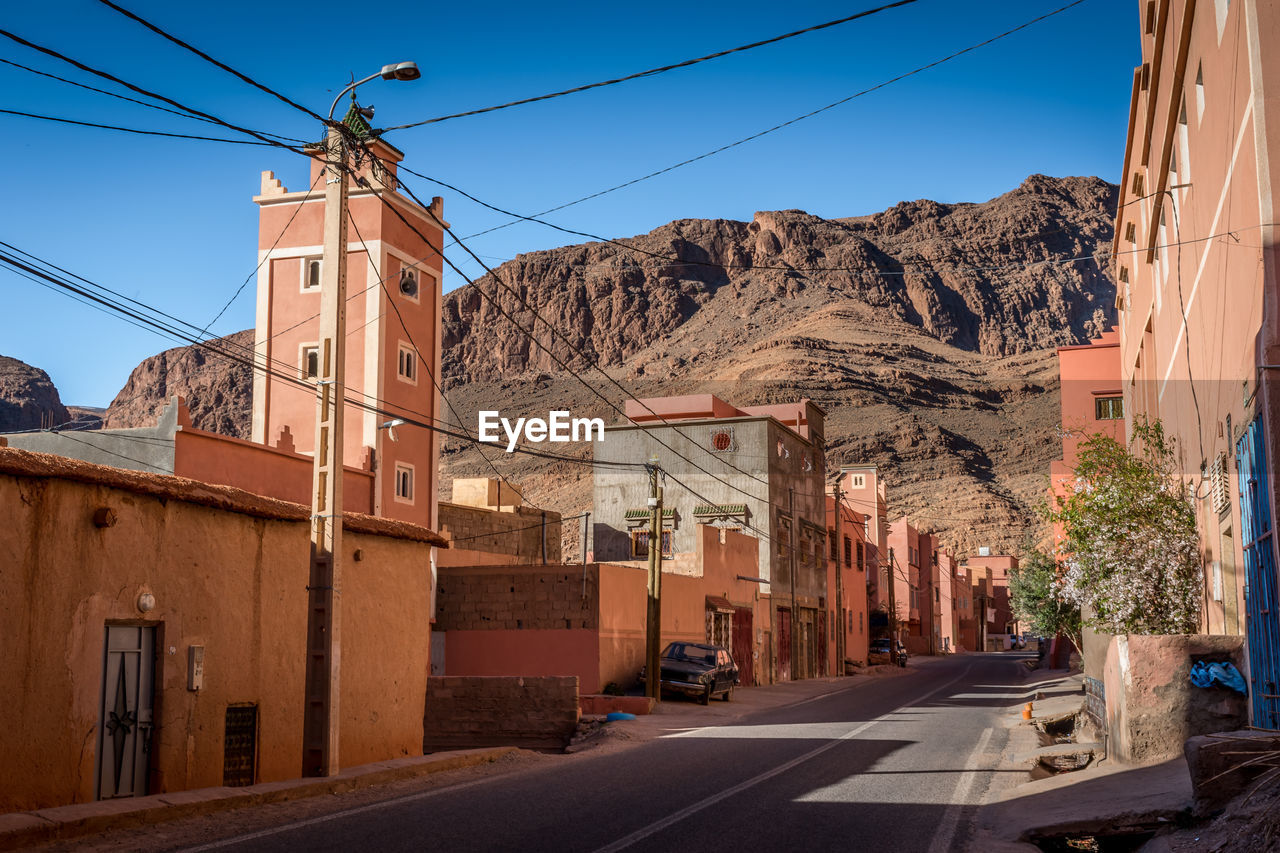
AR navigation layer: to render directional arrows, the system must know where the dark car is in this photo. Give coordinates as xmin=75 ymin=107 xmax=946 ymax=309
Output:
xmin=869 ymin=638 xmax=907 ymax=667
xmin=643 ymin=642 xmax=739 ymax=704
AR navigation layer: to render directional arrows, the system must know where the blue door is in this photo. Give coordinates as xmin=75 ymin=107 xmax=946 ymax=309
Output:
xmin=1237 ymin=415 xmax=1280 ymax=728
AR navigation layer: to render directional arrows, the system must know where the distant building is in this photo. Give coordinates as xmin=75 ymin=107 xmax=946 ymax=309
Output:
xmin=826 ymin=491 xmax=871 ymax=669
xmin=592 ymin=394 xmax=828 ymax=680
xmin=837 ymin=464 xmax=889 ymax=638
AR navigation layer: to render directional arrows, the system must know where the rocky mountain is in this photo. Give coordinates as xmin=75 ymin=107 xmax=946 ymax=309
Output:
xmin=0 ymin=355 xmax=70 ymax=431
xmin=439 ymin=174 xmax=1118 ymax=556
xmin=103 ymin=330 xmax=254 ymax=438
xmin=5 ymin=175 xmax=1117 ymax=558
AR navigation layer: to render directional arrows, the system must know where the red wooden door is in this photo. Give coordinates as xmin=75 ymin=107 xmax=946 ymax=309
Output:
xmin=778 ymin=608 xmax=792 ymax=681
xmin=732 ymin=607 xmax=754 ymax=687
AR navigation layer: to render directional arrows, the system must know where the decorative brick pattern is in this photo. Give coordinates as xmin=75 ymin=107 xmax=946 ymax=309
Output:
xmin=423 ymin=676 xmax=579 ymax=751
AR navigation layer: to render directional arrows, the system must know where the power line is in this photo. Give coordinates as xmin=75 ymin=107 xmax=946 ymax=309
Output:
xmin=93 ymin=0 xmax=327 ymax=124
xmin=0 ymin=107 xmax=280 ymax=145
xmin=449 ymin=0 xmax=1088 ymax=244
xmin=447 ymin=512 xmax=588 ymax=544
xmin=380 ymin=1 xmax=920 ymax=132
xmin=0 ymin=27 xmax=306 ymax=154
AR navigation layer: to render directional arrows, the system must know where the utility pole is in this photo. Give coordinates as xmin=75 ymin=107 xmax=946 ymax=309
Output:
xmin=831 ymin=480 xmax=845 ymax=676
xmin=887 ymin=547 xmax=899 ymax=652
xmin=644 ymin=459 xmax=664 ymax=701
xmin=302 ymin=118 xmax=349 ymax=778
xmin=301 ymin=61 xmax=420 ymax=779
xmin=789 ymin=485 xmax=799 ymax=679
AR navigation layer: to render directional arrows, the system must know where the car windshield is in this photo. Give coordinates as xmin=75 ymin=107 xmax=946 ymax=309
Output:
xmin=661 ymin=643 xmax=716 ymax=665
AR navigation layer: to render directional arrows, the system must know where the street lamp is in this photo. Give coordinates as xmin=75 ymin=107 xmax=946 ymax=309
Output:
xmin=305 ymin=62 xmax=419 ymax=779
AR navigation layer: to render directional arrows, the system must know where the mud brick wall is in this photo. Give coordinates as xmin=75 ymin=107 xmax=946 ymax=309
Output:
xmin=437 ymin=502 xmax=562 ymax=564
xmin=423 ymin=676 xmax=580 ymax=751
xmin=435 ymin=565 xmax=599 ymax=631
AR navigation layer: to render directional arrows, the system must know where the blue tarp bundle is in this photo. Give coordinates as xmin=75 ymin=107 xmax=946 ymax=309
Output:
xmin=1189 ymin=660 xmax=1248 ymax=694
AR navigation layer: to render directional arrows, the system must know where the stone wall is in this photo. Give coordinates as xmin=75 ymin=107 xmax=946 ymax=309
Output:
xmin=423 ymin=676 xmax=579 ymax=751
xmin=435 ymin=565 xmax=597 ymax=631
xmin=1104 ymin=634 xmax=1248 ymax=765
xmin=437 ymin=501 xmax=561 ymax=567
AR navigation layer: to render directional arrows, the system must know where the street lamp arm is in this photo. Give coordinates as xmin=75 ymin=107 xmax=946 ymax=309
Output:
xmin=328 ymin=71 xmax=383 ymax=121
xmin=327 ymin=62 xmax=422 ymax=121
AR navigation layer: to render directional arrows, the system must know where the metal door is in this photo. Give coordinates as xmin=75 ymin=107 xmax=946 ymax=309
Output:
xmin=97 ymin=625 xmax=155 ymax=799
xmin=732 ymin=607 xmax=754 ymax=687
xmin=1237 ymin=415 xmax=1280 ymax=728
xmin=777 ymin=608 xmax=792 ymax=681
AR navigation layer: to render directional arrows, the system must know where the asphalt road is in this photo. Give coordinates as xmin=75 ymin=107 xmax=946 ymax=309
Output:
xmin=173 ymin=653 xmax=1029 ymax=853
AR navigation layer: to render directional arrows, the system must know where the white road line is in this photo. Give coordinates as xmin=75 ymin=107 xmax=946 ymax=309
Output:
xmin=926 ymin=726 xmax=995 ymax=853
xmin=178 ymin=774 xmax=499 ymax=852
xmin=591 ymin=665 xmax=976 ymax=853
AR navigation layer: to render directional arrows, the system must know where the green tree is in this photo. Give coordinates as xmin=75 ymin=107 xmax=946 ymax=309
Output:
xmin=1048 ymin=417 xmax=1201 ymax=635
xmin=1009 ymin=545 xmax=1082 ymax=652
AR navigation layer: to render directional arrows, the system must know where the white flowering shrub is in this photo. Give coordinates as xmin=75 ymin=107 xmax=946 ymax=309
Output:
xmin=1049 ymin=418 xmax=1201 ymax=635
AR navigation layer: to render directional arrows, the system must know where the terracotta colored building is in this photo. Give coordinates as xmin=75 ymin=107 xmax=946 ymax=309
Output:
xmin=826 ymin=492 xmax=871 ymax=669
xmin=963 ymin=551 xmax=1018 ymax=649
xmin=0 ymin=446 xmax=444 ymax=813
xmin=837 ymin=464 xmax=889 ymax=632
xmin=1112 ymin=0 xmax=1280 ymax=727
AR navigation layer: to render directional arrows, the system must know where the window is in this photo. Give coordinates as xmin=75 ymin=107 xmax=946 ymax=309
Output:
xmin=632 ymin=530 xmax=673 ymax=558
xmin=397 ymin=343 xmax=418 ymax=384
xmin=302 ymin=345 xmax=319 ymax=379
xmin=394 ymin=463 xmax=414 ymax=503
xmin=856 ymin=541 xmax=864 ymax=571
xmin=849 ymin=474 xmax=865 ymax=488
xmin=1124 ymin=222 xmax=1136 ymax=243
xmin=777 ymin=517 xmax=791 ymax=558
xmin=843 ymin=537 xmax=852 ymax=568
xmin=302 ymin=258 xmax=322 ymax=291
xmin=829 ymin=529 xmax=838 ymax=560
xmin=1095 ymin=396 xmax=1124 ymax=420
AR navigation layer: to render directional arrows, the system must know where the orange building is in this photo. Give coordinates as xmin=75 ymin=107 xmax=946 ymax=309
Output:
xmin=1112 ymin=0 xmax=1280 ymax=726
xmin=826 ymin=492 xmax=871 ymax=669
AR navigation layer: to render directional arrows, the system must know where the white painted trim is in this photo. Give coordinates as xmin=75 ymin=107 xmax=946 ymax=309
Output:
xmin=251 ymin=249 xmax=272 ymax=444
xmin=359 ymin=241 xmax=382 ymax=454
xmin=1157 ymin=98 xmax=1255 ymax=398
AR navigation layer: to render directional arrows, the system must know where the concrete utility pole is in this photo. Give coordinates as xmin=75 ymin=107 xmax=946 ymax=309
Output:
xmin=887 ymin=547 xmax=899 ymax=651
xmin=302 ymin=62 xmax=419 ymax=778
xmin=644 ymin=459 xmax=664 ymax=701
xmin=831 ymin=481 xmax=845 ymax=676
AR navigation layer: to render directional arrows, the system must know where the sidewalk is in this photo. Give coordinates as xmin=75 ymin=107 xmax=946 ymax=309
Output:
xmin=973 ymin=667 xmax=1193 ymax=852
xmin=0 ymin=748 xmax=518 ymax=852
xmin=2 ymin=662 xmax=920 ymax=851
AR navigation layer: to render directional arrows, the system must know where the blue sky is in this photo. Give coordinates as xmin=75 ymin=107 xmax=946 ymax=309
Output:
xmin=0 ymin=0 xmax=1137 ymax=406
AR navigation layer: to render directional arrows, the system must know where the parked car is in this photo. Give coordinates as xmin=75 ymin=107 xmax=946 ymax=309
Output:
xmin=640 ymin=642 xmax=739 ymax=704
xmin=869 ymin=638 xmax=907 ymax=667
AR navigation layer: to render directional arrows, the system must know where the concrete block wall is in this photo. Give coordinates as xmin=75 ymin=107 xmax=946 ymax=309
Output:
xmin=423 ymin=676 xmax=580 ymax=751
xmin=435 ymin=565 xmax=598 ymax=631
xmin=437 ymin=502 xmax=562 ymax=566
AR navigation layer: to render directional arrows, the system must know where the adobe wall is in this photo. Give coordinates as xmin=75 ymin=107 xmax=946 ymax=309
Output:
xmin=0 ymin=447 xmax=437 ymax=812
xmin=1103 ymin=634 xmax=1248 ymax=765
xmin=436 ymin=502 xmax=562 ymax=567
xmin=423 ymin=676 xmax=579 ymax=751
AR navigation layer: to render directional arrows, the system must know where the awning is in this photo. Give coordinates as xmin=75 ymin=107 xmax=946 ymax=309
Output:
xmin=693 ymin=503 xmax=747 ymax=517
xmin=705 ymin=595 xmax=735 ymax=613
xmin=625 ymin=507 xmax=675 ymax=519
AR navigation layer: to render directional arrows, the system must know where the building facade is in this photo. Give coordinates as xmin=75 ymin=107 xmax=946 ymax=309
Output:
xmin=1113 ymin=0 xmax=1280 ymax=727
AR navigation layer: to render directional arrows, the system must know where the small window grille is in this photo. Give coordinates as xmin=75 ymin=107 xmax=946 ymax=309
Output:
xmin=1210 ymin=453 xmax=1230 ymax=513
xmin=710 ymin=428 xmax=735 ymax=452
xmin=223 ymin=704 xmax=258 ymax=787
xmin=844 ymin=537 xmax=852 ymax=567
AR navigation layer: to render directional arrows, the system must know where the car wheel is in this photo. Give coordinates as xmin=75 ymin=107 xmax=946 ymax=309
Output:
xmin=721 ymin=686 xmax=733 ymax=702
xmin=700 ymin=684 xmax=711 ymax=705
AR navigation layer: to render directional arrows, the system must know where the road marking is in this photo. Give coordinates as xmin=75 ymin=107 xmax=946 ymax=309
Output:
xmin=178 ymin=774 xmax=500 ymax=852
xmin=591 ymin=664 xmax=975 ymax=853
xmin=925 ymin=726 xmax=995 ymax=853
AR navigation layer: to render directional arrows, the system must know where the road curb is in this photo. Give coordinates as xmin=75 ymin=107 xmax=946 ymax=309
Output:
xmin=0 ymin=747 xmax=518 ymax=851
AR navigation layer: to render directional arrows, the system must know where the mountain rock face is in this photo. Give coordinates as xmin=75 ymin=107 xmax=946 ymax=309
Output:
xmin=11 ymin=175 xmax=1116 ymax=557
xmin=0 ymin=356 xmax=70 ymax=431
xmin=439 ymin=175 xmax=1118 ymax=556
xmin=103 ymin=330 xmax=254 ymax=438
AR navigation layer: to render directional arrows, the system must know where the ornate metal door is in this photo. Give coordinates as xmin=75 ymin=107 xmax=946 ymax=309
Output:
xmin=1237 ymin=415 xmax=1280 ymax=729
xmin=97 ymin=626 xmax=155 ymax=799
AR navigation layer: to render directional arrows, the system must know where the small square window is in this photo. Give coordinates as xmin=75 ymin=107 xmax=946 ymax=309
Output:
xmin=394 ymin=463 xmax=414 ymax=503
xmin=302 ymin=345 xmax=319 ymax=379
xmin=302 ymin=258 xmax=322 ymax=291
xmin=1095 ymin=396 xmax=1124 ymax=420
xmin=397 ymin=343 xmax=417 ymax=384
